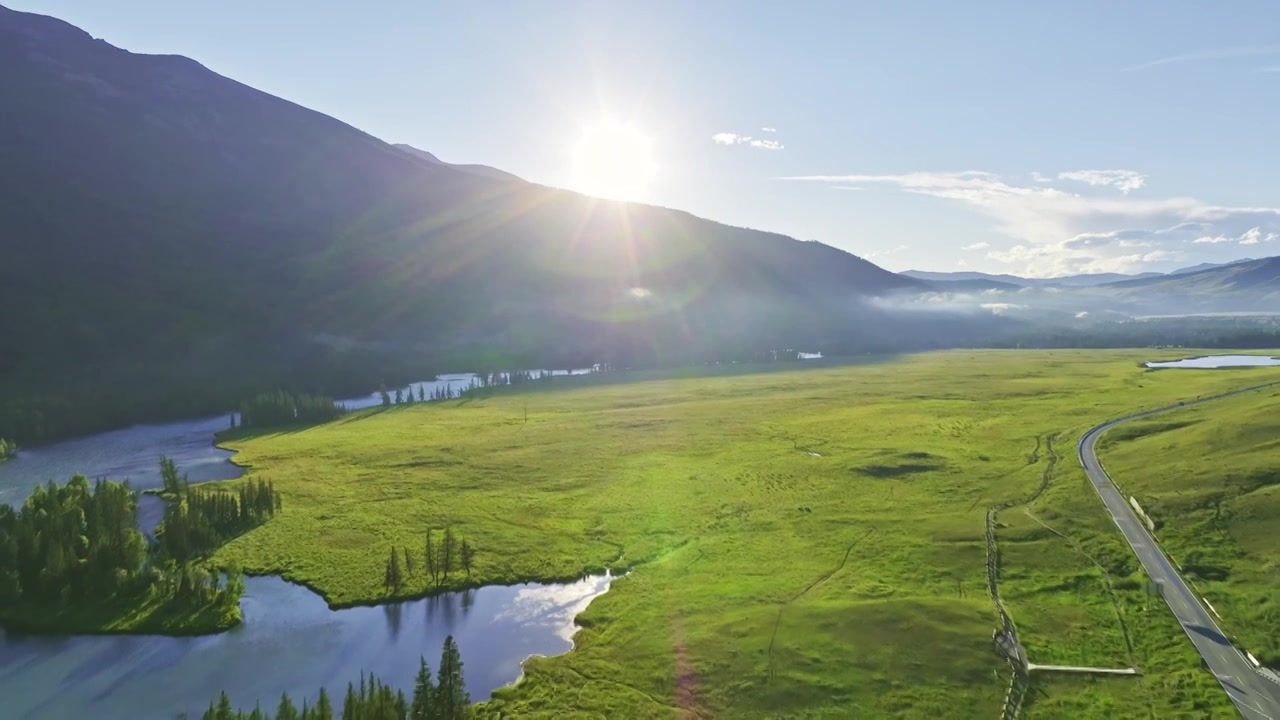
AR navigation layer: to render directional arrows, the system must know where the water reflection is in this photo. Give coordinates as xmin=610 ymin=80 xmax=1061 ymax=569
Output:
xmin=0 ymin=573 xmax=616 ymax=720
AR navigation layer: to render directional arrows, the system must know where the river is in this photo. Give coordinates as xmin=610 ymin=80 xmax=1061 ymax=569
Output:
xmin=0 ymin=371 xmax=609 ymax=716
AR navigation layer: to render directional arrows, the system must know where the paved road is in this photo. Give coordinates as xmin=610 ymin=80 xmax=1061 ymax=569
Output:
xmin=1079 ymin=383 xmax=1280 ymax=720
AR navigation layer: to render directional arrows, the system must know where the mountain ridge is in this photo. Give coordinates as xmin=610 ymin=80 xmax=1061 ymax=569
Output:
xmin=0 ymin=3 xmax=939 ymax=443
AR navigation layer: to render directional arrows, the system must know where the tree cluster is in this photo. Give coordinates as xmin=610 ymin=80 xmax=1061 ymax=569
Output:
xmin=0 ymin=459 xmax=277 ymax=623
xmin=0 ymin=437 xmax=15 ymax=461
xmin=202 ymin=635 xmax=470 ymax=720
xmin=0 ymin=475 xmax=147 ymax=604
xmin=386 ymin=528 xmax=475 ymax=592
xmin=239 ymin=391 xmax=345 ymax=429
xmin=157 ymin=479 xmax=281 ymax=563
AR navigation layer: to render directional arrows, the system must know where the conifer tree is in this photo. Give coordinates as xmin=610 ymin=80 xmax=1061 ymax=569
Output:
xmin=395 ymin=388 xmax=403 ymax=405
xmin=441 ymin=527 xmax=456 ymax=581
xmin=460 ymin=539 xmax=474 ymax=578
xmin=385 ymin=546 xmax=403 ymax=590
xmin=410 ymin=656 xmax=434 ymax=720
xmin=424 ymin=529 xmax=438 ymax=586
xmin=316 ymin=687 xmax=334 ymax=720
xmin=434 ymin=636 xmax=470 ymax=719
xmin=276 ymin=692 xmax=299 ymax=720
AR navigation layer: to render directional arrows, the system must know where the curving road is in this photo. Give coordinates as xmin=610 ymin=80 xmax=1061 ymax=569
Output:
xmin=1079 ymin=383 xmax=1280 ymax=720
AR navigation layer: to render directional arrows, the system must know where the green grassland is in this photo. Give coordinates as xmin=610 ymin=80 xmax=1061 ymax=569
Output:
xmin=1098 ymin=384 xmax=1280 ymax=667
xmin=207 ymin=350 xmax=1279 ymax=717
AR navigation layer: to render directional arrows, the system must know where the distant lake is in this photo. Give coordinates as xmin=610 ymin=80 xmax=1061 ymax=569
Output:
xmin=0 ymin=572 xmax=616 ymax=719
xmin=1145 ymin=354 xmax=1280 ymax=369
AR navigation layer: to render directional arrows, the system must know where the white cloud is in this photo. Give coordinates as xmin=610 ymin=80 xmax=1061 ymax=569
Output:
xmin=866 ymin=243 xmax=907 ymax=259
xmin=713 ymin=131 xmax=783 ymax=150
xmin=1075 ymin=311 xmax=1089 ymax=319
xmin=761 ymin=127 xmax=777 ymax=133
xmin=783 ymin=170 xmax=1280 ymax=276
xmin=1192 ymin=234 xmax=1236 ymax=244
xmin=961 ymin=241 xmax=990 ymax=250
xmin=1058 ymin=169 xmax=1146 ymax=194
xmin=1122 ymin=45 xmax=1280 ymax=72
xmin=1239 ymin=227 xmax=1278 ymax=245
xmin=1030 ymin=171 xmax=1053 ymax=184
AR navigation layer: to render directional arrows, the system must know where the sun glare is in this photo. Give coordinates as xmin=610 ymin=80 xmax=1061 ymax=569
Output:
xmin=570 ymin=119 xmax=657 ymax=202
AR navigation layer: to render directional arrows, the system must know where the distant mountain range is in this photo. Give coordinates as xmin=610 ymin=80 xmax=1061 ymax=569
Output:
xmin=904 ymin=257 xmax=1260 ymax=292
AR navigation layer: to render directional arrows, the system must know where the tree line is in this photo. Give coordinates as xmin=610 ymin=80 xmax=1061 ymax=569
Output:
xmin=201 ymin=635 xmax=470 ymax=720
xmin=384 ymin=527 xmax=475 ymax=592
xmin=157 ymin=477 xmax=281 ymax=564
xmin=239 ymin=391 xmax=346 ymax=429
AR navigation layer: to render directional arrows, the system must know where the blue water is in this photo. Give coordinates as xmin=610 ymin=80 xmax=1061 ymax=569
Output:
xmin=1145 ymin=354 xmax=1280 ymax=369
xmin=0 ymin=370 xmax=611 ymax=717
xmin=0 ymin=572 xmax=615 ymax=719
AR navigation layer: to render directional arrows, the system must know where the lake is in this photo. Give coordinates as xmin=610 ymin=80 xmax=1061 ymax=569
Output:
xmin=1145 ymin=354 xmax=1280 ymax=369
xmin=0 ymin=370 xmax=609 ymax=715
xmin=0 ymin=572 xmax=616 ymax=719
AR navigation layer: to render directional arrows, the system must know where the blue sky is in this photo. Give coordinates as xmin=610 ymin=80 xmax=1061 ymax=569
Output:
xmin=12 ymin=0 xmax=1280 ymax=276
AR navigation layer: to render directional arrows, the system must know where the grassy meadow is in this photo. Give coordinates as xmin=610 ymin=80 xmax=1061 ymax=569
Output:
xmin=207 ymin=350 xmax=1279 ymax=718
xmin=1097 ymin=384 xmax=1280 ymax=667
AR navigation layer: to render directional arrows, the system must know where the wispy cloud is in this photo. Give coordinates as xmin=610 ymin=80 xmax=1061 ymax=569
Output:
xmin=712 ymin=131 xmax=784 ymax=150
xmin=866 ymin=243 xmax=907 ymax=259
xmin=962 ymin=241 xmax=990 ymax=250
xmin=1122 ymin=45 xmax=1280 ymax=72
xmin=1030 ymin=171 xmax=1053 ymax=184
xmin=1058 ymin=169 xmax=1146 ymax=194
xmin=783 ymin=170 xmax=1280 ymax=276
xmin=761 ymin=127 xmax=777 ymax=133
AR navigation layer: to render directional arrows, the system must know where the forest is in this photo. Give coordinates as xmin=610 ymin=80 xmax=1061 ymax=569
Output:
xmin=201 ymin=636 xmax=471 ymax=720
xmin=0 ymin=459 xmax=281 ymax=633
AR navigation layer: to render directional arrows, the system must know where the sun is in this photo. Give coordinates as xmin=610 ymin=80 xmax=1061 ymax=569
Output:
xmin=570 ymin=119 xmax=657 ymax=202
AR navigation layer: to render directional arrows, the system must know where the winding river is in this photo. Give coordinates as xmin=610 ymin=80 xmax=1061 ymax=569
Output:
xmin=0 ymin=372 xmax=609 ymax=717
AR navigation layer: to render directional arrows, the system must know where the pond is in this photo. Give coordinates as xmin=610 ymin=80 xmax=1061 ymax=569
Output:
xmin=1145 ymin=354 xmax=1280 ymax=369
xmin=0 ymin=572 xmax=616 ymax=719
xmin=0 ymin=370 xmax=609 ymax=716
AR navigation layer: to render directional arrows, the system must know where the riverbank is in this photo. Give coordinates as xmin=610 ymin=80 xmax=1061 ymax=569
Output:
xmin=0 ymin=588 xmax=241 ymax=636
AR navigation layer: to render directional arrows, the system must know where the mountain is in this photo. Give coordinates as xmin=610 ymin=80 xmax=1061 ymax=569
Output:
xmin=0 ymin=4 xmax=933 ymax=443
xmin=1099 ymin=257 xmax=1280 ymax=299
xmin=902 ymin=269 xmax=1161 ymax=288
xmin=393 ymin=143 xmax=524 ymax=183
xmin=1169 ymin=258 xmax=1255 ymax=276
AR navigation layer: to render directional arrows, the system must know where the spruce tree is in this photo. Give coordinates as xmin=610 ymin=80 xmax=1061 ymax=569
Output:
xmin=395 ymin=388 xmax=404 ymax=405
xmin=410 ymin=656 xmax=434 ymax=719
xmin=276 ymin=692 xmax=299 ymax=720
xmin=434 ymin=636 xmax=470 ymax=719
xmin=424 ymin=529 xmax=438 ymax=586
xmin=385 ymin=546 xmax=403 ymax=590
xmin=316 ymin=687 xmax=334 ymax=720
xmin=460 ymin=539 xmax=474 ymax=578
